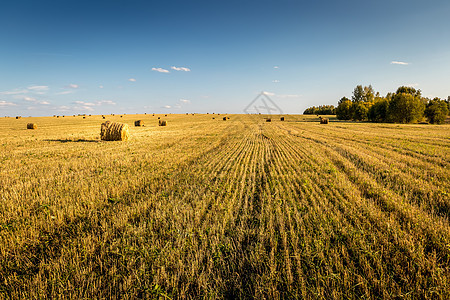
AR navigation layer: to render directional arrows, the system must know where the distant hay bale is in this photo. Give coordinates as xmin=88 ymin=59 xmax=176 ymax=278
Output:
xmin=27 ymin=123 xmax=37 ymax=129
xmin=281 ymin=117 xmax=285 ymax=121
xmin=165 ymin=114 xmax=167 ymax=117
xmin=320 ymin=118 xmax=329 ymax=124
xmin=223 ymin=117 xmax=227 ymax=121
xmin=101 ymin=121 xmax=129 ymax=141
xmin=159 ymin=120 xmax=167 ymax=126
xmin=157 ymin=117 xmax=160 ymax=119
xmin=16 ymin=116 xmax=21 ymax=119
xmin=83 ymin=116 xmax=86 ymax=119
xmin=266 ymin=118 xmax=272 ymax=122
xmin=102 ymin=116 xmax=106 ymax=119
xmin=134 ymin=120 xmax=144 ymax=127
xmin=227 ymin=117 xmax=230 ymax=119
xmin=120 ymin=115 xmax=123 ymax=118
xmin=212 ymin=117 xmax=215 ymax=119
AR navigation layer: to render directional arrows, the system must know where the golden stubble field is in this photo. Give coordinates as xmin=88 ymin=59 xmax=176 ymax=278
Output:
xmin=0 ymin=114 xmax=449 ymax=299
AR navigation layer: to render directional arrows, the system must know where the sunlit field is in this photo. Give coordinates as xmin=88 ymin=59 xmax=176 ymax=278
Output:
xmin=0 ymin=114 xmax=449 ymax=299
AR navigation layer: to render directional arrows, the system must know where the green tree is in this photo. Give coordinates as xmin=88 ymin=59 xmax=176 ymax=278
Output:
xmin=352 ymin=85 xmax=375 ymax=103
xmin=352 ymin=101 xmax=371 ymax=121
xmin=424 ymin=98 xmax=449 ymax=124
xmin=395 ymin=86 xmax=422 ymax=98
xmin=352 ymin=85 xmax=364 ymax=103
xmin=336 ymin=97 xmax=352 ymax=120
xmin=388 ymin=93 xmax=425 ymax=123
xmin=368 ymin=97 xmax=390 ymax=122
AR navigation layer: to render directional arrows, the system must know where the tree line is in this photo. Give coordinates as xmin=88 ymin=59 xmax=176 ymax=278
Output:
xmin=303 ymin=105 xmax=336 ymax=115
xmin=335 ymin=85 xmax=449 ymax=124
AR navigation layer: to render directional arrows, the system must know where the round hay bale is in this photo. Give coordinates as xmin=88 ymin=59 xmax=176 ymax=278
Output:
xmin=280 ymin=117 xmax=285 ymax=121
xmin=100 ymin=121 xmax=129 ymax=141
xmin=16 ymin=116 xmax=21 ymax=119
xmin=266 ymin=118 xmax=272 ymax=122
xmin=165 ymin=114 xmax=167 ymax=117
xmin=27 ymin=123 xmax=37 ymax=129
xmin=223 ymin=117 xmax=227 ymax=121
xmin=320 ymin=118 xmax=329 ymax=124
xmin=135 ymin=120 xmax=144 ymax=127
xmin=157 ymin=117 xmax=160 ymax=119
xmin=83 ymin=116 xmax=86 ymax=119
xmin=159 ymin=120 xmax=167 ymax=126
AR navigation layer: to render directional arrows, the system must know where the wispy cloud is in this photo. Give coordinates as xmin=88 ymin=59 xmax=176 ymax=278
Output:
xmin=179 ymin=99 xmax=190 ymax=104
xmin=128 ymin=78 xmax=136 ymax=82
xmin=391 ymin=61 xmax=409 ymax=65
xmin=262 ymin=91 xmax=275 ymax=96
xmin=171 ymin=66 xmax=191 ymax=72
xmin=274 ymin=66 xmax=279 ymax=69
xmin=163 ymin=105 xmax=171 ymax=109
xmin=152 ymin=67 xmax=170 ymax=73
xmin=0 ymin=89 xmax=28 ymax=95
xmin=0 ymin=100 xmax=16 ymax=106
xmin=272 ymin=80 xmax=280 ymax=83
xmin=56 ymin=90 xmax=74 ymax=95
xmin=39 ymin=101 xmax=50 ymax=105
xmin=67 ymin=84 xmax=79 ymax=89
xmin=97 ymin=100 xmax=116 ymax=105
xmin=24 ymin=96 xmax=36 ymax=102
xmin=99 ymin=85 xmax=104 ymax=89
xmin=28 ymin=85 xmax=49 ymax=91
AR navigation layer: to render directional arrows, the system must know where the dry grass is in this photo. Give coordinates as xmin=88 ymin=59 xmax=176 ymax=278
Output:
xmin=0 ymin=114 xmax=449 ymax=299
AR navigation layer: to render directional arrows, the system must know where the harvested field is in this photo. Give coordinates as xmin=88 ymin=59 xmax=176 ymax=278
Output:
xmin=0 ymin=114 xmax=449 ymax=299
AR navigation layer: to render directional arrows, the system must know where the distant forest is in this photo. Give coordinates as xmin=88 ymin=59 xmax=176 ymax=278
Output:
xmin=304 ymin=85 xmax=450 ymax=124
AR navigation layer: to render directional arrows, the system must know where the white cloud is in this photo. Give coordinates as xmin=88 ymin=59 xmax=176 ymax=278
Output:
xmin=99 ymin=85 xmax=104 ymax=89
xmin=97 ymin=100 xmax=116 ymax=105
xmin=262 ymin=91 xmax=275 ymax=96
xmin=39 ymin=101 xmax=50 ymax=105
xmin=0 ymin=89 xmax=28 ymax=95
xmin=152 ymin=67 xmax=170 ymax=73
xmin=82 ymin=106 xmax=95 ymax=111
xmin=179 ymin=99 xmax=190 ymax=104
xmin=56 ymin=90 xmax=74 ymax=95
xmin=28 ymin=85 xmax=49 ymax=91
xmin=171 ymin=66 xmax=191 ymax=72
xmin=57 ymin=105 xmax=70 ymax=111
xmin=24 ymin=96 xmax=36 ymax=102
xmin=274 ymin=66 xmax=279 ymax=69
xmin=67 ymin=84 xmax=79 ymax=89
xmin=0 ymin=100 xmax=16 ymax=106
xmin=128 ymin=78 xmax=136 ymax=82
xmin=391 ymin=61 xmax=409 ymax=65
xmin=74 ymin=100 xmax=95 ymax=106
xmin=272 ymin=80 xmax=280 ymax=83
xmin=163 ymin=105 xmax=171 ymax=109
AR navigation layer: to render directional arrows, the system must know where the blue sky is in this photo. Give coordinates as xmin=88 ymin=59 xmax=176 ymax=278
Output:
xmin=1 ymin=0 xmax=449 ymax=116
